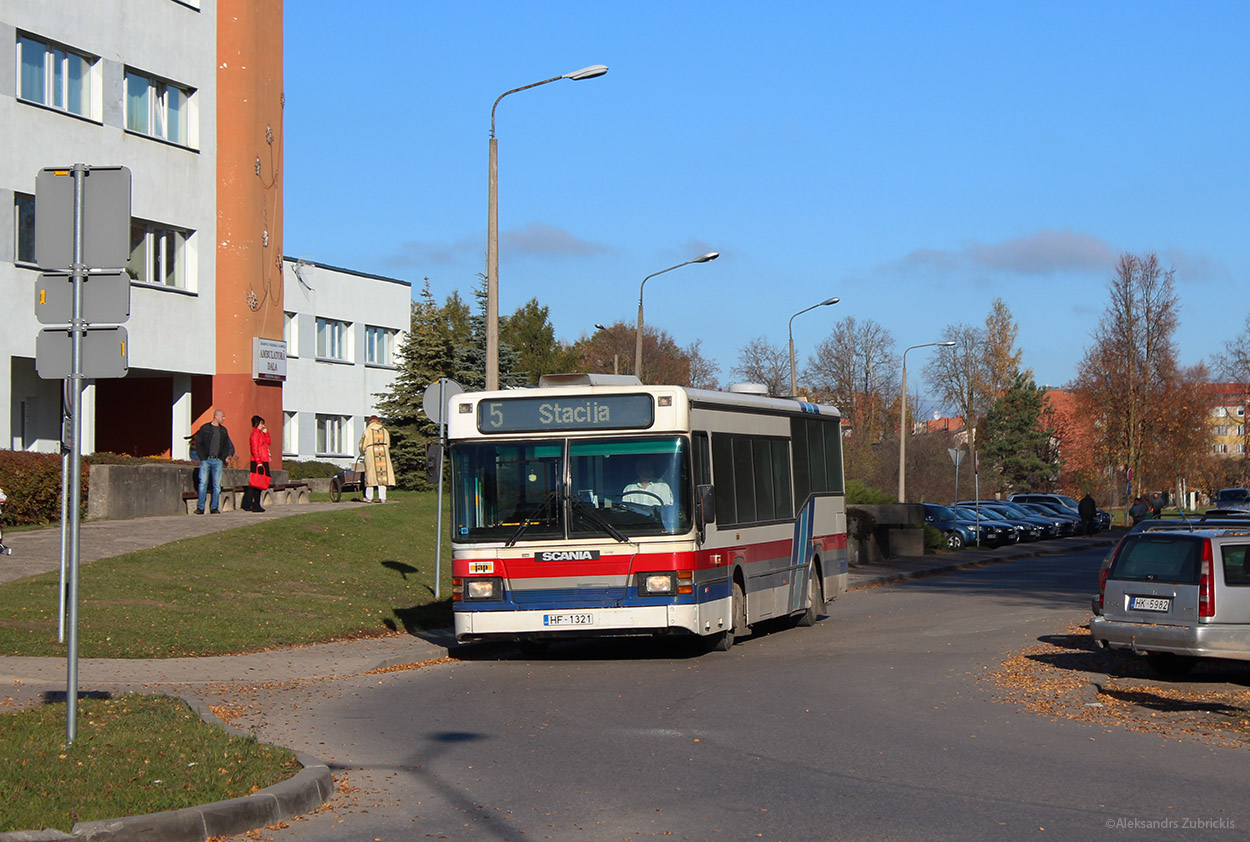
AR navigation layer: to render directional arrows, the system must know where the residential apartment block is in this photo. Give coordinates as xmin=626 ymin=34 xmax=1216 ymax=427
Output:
xmin=3 ymin=1 xmax=410 ymax=469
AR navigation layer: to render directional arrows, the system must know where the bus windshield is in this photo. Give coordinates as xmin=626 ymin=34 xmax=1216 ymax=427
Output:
xmin=452 ymin=436 xmax=691 ymax=543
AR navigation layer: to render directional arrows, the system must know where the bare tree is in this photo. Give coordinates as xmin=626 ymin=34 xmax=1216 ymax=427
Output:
xmin=732 ymin=337 xmax=790 ymax=396
xmin=805 ymin=316 xmax=898 ymax=440
xmin=685 ymin=339 xmax=721 ymax=390
xmin=925 ymin=322 xmax=990 ymax=435
xmin=1213 ymin=314 xmax=1250 ymax=383
xmin=1070 ymin=253 xmax=1183 ymax=501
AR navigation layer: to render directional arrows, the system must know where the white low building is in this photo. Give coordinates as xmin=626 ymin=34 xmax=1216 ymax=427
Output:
xmin=281 ymin=258 xmax=409 ymax=467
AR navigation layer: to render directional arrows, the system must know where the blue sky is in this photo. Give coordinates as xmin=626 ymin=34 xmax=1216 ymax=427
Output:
xmin=284 ymin=1 xmax=1250 ymax=410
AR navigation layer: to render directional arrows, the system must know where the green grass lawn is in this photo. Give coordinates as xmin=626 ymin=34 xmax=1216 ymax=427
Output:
xmin=0 ymin=492 xmax=454 ymax=658
xmin=0 ymin=694 xmax=301 ymax=833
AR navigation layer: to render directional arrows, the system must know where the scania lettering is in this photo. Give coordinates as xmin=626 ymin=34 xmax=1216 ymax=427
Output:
xmin=450 ymin=374 xmax=849 ymax=651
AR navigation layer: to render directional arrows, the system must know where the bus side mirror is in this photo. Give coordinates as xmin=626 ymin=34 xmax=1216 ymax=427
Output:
xmin=696 ymin=484 xmax=716 ymax=528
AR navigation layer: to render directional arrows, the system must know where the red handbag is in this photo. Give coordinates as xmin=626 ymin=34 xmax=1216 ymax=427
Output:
xmin=249 ymin=470 xmax=271 ymax=490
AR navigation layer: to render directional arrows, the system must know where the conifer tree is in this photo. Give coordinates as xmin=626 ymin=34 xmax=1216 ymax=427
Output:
xmin=375 ymin=280 xmax=453 ymax=489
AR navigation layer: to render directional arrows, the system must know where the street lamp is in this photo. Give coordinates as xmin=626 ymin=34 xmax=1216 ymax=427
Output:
xmin=635 ymin=252 xmax=719 ymax=382
xmin=594 ymin=323 xmax=619 ymax=375
xmin=897 ymin=340 xmax=955 ymax=503
xmin=788 ymin=296 xmax=839 ymax=396
xmin=486 ymin=64 xmax=608 ymax=390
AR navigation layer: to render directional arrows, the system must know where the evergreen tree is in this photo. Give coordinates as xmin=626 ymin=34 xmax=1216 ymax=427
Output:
xmin=452 ymin=280 xmax=526 ymax=390
xmin=980 ymin=371 xmax=1057 ymax=491
xmin=375 ymin=280 xmax=454 ymax=489
xmin=501 ymin=298 xmax=578 ymax=384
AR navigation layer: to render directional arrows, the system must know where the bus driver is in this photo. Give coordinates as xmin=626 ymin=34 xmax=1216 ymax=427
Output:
xmin=622 ymin=458 xmax=673 ymax=507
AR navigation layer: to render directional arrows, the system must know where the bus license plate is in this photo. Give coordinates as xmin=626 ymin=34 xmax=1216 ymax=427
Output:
xmin=543 ymin=613 xmax=593 ymax=627
xmin=1130 ymin=596 xmax=1171 ymax=613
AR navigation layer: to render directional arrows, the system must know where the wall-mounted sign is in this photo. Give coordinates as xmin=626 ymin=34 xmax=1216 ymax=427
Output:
xmin=253 ymin=337 xmax=287 ymax=382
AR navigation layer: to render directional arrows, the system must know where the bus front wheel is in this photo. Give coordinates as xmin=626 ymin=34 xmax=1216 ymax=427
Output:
xmin=710 ymin=581 xmax=745 ymax=652
xmin=797 ymin=563 xmax=823 ymax=627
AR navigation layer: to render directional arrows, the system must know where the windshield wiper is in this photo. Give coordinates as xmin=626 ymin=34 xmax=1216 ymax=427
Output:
xmin=569 ymin=497 xmax=629 ymax=543
xmin=505 ymin=490 xmax=559 ymax=548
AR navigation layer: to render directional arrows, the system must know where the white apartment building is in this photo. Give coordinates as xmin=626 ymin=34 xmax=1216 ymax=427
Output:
xmin=2 ymin=0 xmax=218 ymax=456
xmin=281 ymin=258 xmax=409 ymax=467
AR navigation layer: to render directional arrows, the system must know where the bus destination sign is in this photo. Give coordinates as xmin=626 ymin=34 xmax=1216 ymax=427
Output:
xmin=478 ymin=394 xmax=654 ymax=434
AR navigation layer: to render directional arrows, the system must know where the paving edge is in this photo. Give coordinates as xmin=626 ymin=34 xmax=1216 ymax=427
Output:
xmin=0 ymin=699 xmax=334 ymax=842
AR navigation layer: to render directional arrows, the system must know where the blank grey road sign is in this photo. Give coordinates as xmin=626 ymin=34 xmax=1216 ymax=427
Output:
xmin=35 ymin=166 xmax=131 ymax=270
xmin=36 ymin=327 xmax=129 ymax=379
xmin=35 ymin=272 xmax=131 ymax=325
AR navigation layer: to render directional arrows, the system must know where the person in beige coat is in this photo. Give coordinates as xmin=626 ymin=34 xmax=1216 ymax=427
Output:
xmin=359 ymin=415 xmax=396 ymax=503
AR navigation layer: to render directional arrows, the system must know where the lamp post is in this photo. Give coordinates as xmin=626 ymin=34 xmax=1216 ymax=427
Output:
xmin=487 ymin=64 xmax=608 ymax=391
xmin=787 ymin=296 xmax=839 ymax=396
xmin=897 ymin=340 xmax=955 ymax=502
xmin=635 ymin=252 xmax=718 ymax=382
xmin=594 ymin=323 xmax=618 ymax=375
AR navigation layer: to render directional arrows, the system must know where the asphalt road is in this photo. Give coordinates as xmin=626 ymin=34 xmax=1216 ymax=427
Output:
xmin=224 ymin=547 xmax=1245 ymax=841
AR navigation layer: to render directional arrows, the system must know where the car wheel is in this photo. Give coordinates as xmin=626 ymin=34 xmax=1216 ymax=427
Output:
xmin=948 ymin=531 xmax=964 ymax=550
xmin=1146 ymin=653 xmax=1198 ymax=677
xmin=710 ymin=582 xmax=745 ymax=652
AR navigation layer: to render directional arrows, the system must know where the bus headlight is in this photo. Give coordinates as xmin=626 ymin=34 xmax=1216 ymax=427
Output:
xmin=464 ymin=577 xmax=503 ymax=601
xmin=640 ymin=573 xmax=676 ymax=595
xmin=638 ymin=571 xmax=694 ymax=595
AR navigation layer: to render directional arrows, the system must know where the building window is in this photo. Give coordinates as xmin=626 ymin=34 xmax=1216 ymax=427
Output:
xmin=125 ymin=69 xmax=192 ymax=145
xmin=283 ymin=411 xmax=297 ymax=456
xmin=14 ymin=193 xmax=36 ymax=264
xmin=17 ymin=34 xmax=94 ymax=118
xmin=284 ymin=312 xmax=298 ymax=357
xmin=1213 ymin=443 xmax=1229 ymax=454
xmin=1238 ymin=407 xmax=1246 ymax=418
xmin=315 ymin=414 xmax=349 ymax=456
xmin=1211 ymin=407 xmax=1228 ymax=418
xmin=1238 ymin=425 xmax=1247 ymax=437
xmin=1239 ymin=444 xmax=1248 ymax=455
xmin=1213 ymin=425 xmax=1230 ymax=437
xmin=127 ymin=220 xmax=191 ymax=288
xmin=365 ymin=326 xmax=396 ymax=366
xmin=316 ymin=318 xmax=349 ymax=361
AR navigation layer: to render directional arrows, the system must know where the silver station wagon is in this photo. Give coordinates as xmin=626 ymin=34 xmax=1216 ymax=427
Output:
xmin=1091 ymin=527 xmax=1250 ymax=675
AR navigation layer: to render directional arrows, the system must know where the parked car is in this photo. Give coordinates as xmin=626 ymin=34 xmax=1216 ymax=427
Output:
xmin=1091 ymin=525 xmax=1250 ymax=676
xmin=1214 ymin=488 xmax=1250 ymax=507
xmin=1016 ymin=501 xmax=1079 ymax=536
xmin=956 ymin=500 xmax=1052 ymax=541
xmin=922 ymin=503 xmax=980 ymax=549
xmin=1008 ymin=492 xmax=1111 ymax=531
xmin=952 ymin=506 xmax=1020 ymax=547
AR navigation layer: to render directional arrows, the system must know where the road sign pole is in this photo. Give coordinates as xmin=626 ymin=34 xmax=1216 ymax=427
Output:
xmin=64 ymin=164 xmax=88 ymax=745
xmin=434 ymin=378 xmax=447 ymax=600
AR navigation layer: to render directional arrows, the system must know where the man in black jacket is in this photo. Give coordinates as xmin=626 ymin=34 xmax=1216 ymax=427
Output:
xmin=1078 ymin=492 xmax=1097 ymax=536
xmin=194 ymin=409 xmax=235 ymax=514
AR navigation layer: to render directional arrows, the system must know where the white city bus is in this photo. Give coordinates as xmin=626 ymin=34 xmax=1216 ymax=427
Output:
xmin=448 ymin=374 xmax=848 ymax=650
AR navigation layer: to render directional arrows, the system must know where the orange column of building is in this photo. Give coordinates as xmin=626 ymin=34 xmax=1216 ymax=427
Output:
xmin=211 ymin=0 xmax=286 ymax=465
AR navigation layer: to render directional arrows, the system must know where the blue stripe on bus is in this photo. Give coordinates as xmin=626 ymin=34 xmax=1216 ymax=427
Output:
xmin=456 ymin=581 xmax=733 ymax=612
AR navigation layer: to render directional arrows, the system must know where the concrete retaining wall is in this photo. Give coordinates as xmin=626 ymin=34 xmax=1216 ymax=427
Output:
xmin=87 ymin=464 xmax=292 ymax=520
xmin=847 ymin=503 xmax=927 ymax=564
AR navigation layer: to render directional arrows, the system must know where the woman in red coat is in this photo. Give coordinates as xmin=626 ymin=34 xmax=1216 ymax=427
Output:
xmin=243 ymin=415 xmax=271 ymax=512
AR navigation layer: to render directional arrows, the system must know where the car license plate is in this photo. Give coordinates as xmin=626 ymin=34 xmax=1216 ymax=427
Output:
xmin=543 ymin=613 xmax=593 ymax=627
xmin=1130 ymin=596 xmax=1171 ymax=613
